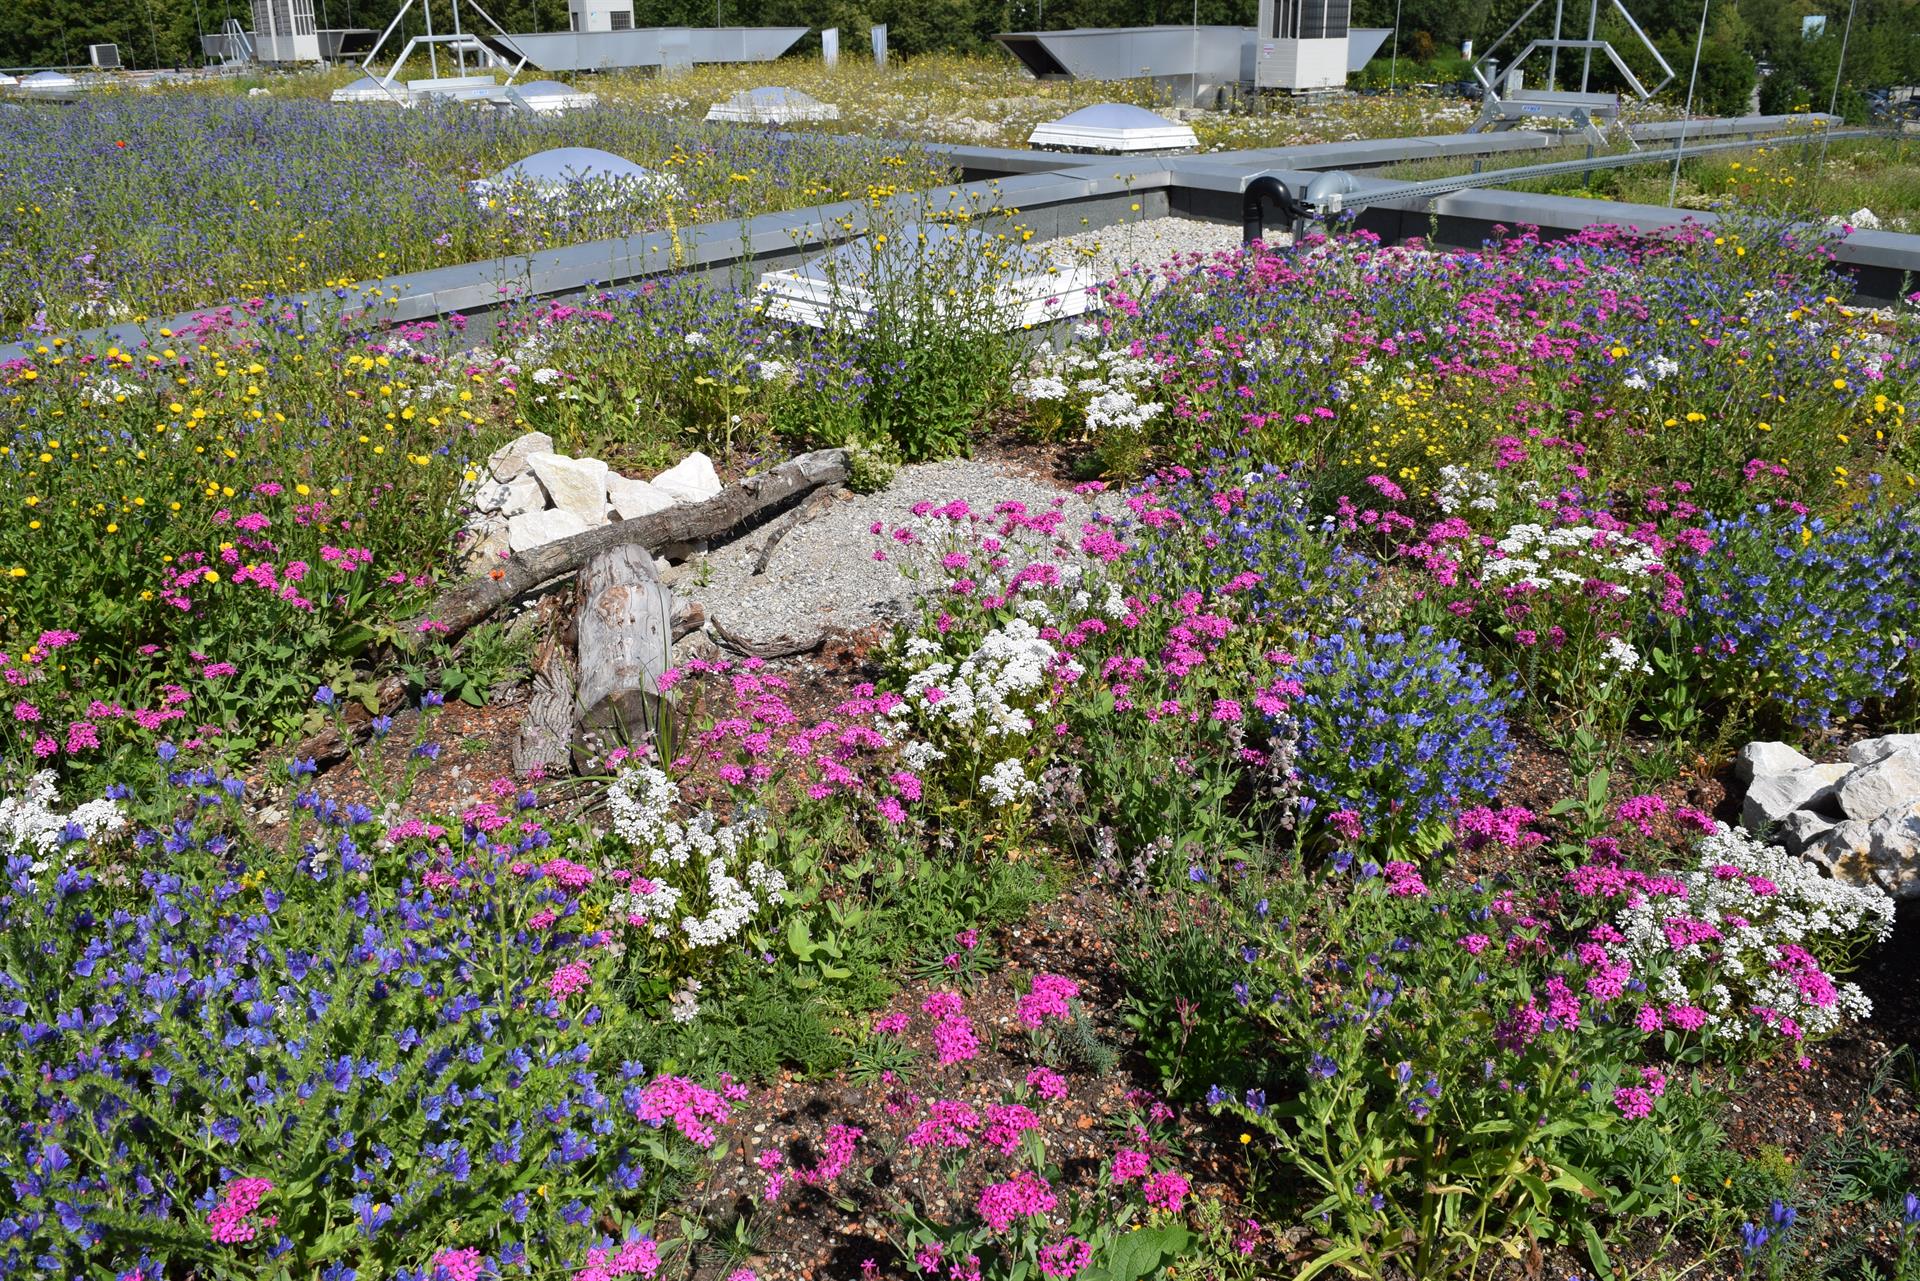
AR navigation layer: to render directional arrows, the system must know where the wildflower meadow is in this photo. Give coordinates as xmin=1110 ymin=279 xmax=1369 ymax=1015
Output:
xmin=3 ymin=58 xmax=1920 ymax=1281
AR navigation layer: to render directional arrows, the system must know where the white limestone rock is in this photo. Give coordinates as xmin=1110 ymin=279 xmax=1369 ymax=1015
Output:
xmin=506 ymin=507 xmax=590 ymax=553
xmin=486 ymin=430 xmax=554 ymax=482
xmin=1740 ymin=762 xmax=1850 ymax=831
xmin=1776 ymin=809 xmax=1837 ymax=858
xmin=474 ymin=473 xmax=545 ymax=519
xmin=1865 ymin=800 xmax=1920 ymax=899
xmin=652 ymin=451 xmax=723 ymax=504
xmin=1847 ymin=734 xmax=1920 ymax=767
xmin=528 ymin=452 xmax=610 ymax=526
xmin=607 ymin=473 xmax=677 ymax=521
xmin=1735 ymin=740 xmax=1815 ymax=786
xmin=1834 ymin=748 xmax=1920 ymax=822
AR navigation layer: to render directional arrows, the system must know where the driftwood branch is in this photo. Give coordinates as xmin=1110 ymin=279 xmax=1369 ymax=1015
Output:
xmin=753 ymin=485 xmax=839 ymax=575
xmin=711 ymin=617 xmax=827 ymax=660
xmin=413 ymin=448 xmax=850 ymax=638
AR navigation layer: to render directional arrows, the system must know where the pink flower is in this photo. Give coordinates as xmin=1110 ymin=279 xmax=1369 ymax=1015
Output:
xmin=1038 ymin=1237 xmax=1093 ymax=1280
xmin=1016 ymin=973 xmax=1080 ymax=1030
xmin=906 ymin=1099 xmax=982 ymax=1150
xmin=206 ymin=1176 xmax=274 ymax=1245
xmin=1457 ymin=934 xmax=1490 ymax=954
xmin=976 ymin=1170 xmax=1056 ymax=1232
xmin=1328 ymin=809 xmax=1365 ymax=842
xmin=874 ymin=1011 xmax=911 ymax=1037
xmin=547 ymin=959 xmax=592 ymax=999
xmin=1025 ymin=1066 xmax=1069 ymax=1101
xmin=432 ymin=1247 xmax=488 ymax=1281
xmin=634 ymin=1077 xmax=731 ymax=1149
xmin=1143 ymin=1170 xmax=1190 ymax=1212
xmin=1110 ymin=1148 xmax=1152 ymax=1184
xmin=572 ymin=1236 xmax=660 ymax=1281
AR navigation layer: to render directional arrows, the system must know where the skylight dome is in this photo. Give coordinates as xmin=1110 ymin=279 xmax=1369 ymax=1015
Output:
xmin=1028 ymin=103 xmax=1197 ymax=153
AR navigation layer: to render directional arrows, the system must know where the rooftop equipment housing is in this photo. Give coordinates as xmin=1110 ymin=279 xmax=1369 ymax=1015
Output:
xmin=88 ymin=43 xmax=121 ymax=69
xmin=996 ymin=22 xmax=1392 ymax=102
xmin=1028 ymin=103 xmax=1198 ymax=152
xmin=1252 ymin=0 xmax=1350 ymax=92
xmin=252 ymin=0 xmax=322 ymax=62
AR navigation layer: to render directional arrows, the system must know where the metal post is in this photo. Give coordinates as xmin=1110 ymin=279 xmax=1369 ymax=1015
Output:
xmin=1547 ymin=0 xmax=1564 ymax=90
xmin=1668 ymin=0 xmax=1709 ymax=207
xmin=1817 ymin=0 xmax=1859 ymax=177
xmin=452 ymin=0 xmax=466 ymax=75
xmin=425 ymin=0 xmax=439 ymax=77
xmin=1389 ymin=0 xmax=1402 ymax=93
xmin=1579 ymin=0 xmax=1597 ymax=92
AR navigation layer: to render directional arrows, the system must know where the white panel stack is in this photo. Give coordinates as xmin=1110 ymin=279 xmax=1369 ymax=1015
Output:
xmin=505 ymin=79 xmax=600 ymax=114
xmin=704 ymin=86 xmax=839 ymax=124
xmin=759 ymin=223 xmax=1098 ymax=333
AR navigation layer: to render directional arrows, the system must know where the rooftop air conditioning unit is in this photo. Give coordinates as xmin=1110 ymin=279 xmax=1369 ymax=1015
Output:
xmin=1253 ymin=0 xmax=1351 ymax=92
xmin=89 ymin=43 xmax=122 ymax=68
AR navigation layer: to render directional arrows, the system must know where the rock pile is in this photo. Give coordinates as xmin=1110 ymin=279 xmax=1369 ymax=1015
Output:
xmin=1738 ymin=736 xmax=1920 ymax=899
xmin=462 ymin=432 xmax=723 ymax=565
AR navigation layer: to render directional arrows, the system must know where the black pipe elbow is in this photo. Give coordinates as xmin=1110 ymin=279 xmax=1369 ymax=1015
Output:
xmin=1243 ymin=175 xmax=1302 ymax=243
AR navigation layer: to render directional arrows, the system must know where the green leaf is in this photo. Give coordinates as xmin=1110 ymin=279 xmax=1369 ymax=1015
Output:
xmin=1101 ymin=1224 xmax=1194 ymax=1281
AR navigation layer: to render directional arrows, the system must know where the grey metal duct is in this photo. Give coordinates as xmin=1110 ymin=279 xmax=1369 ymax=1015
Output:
xmin=1347 ymin=27 xmax=1391 ymax=71
xmin=478 ymin=26 xmax=806 ymax=74
xmin=994 ymin=26 xmax=1254 ymax=102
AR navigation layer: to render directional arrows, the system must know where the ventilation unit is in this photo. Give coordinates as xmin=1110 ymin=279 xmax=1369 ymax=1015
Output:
xmin=1252 ymin=0 xmax=1351 ymax=92
xmin=252 ymin=0 xmax=322 ymax=62
xmin=89 ymin=44 xmax=122 ymax=68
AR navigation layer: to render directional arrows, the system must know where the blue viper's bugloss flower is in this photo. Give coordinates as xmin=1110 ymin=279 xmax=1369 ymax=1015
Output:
xmin=1682 ymin=497 xmax=1919 ymax=728
xmin=1290 ymin=621 xmax=1515 ymax=851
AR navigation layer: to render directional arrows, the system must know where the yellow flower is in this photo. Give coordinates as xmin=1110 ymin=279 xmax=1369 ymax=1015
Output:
xmin=8 ymin=567 xmax=24 ymax=577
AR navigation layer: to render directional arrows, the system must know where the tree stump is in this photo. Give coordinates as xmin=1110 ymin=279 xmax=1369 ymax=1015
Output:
xmin=571 ymin=543 xmax=675 ymax=772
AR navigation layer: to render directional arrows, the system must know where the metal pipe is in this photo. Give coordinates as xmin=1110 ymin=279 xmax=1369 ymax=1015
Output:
xmin=1243 ymin=175 xmax=1301 ymax=242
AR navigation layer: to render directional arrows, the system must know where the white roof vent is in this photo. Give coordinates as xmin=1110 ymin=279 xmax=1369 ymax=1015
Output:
xmin=20 ymin=70 xmax=79 ymax=90
xmin=759 ymin=222 xmax=1097 ymax=332
xmin=1028 ymin=103 xmax=1197 ymax=153
xmin=470 ymin=146 xmax=681 ymax=205
xmin=505 ymin=79 xmax=598 ymax=114
xmin=705 ymin=86 xmax=839 ymax=124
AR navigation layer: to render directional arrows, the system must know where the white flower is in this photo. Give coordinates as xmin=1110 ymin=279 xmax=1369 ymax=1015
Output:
xmin=1 ymin=772 xmax=125 ymax=874
xmin=981 ymin=758 xmax=1036 ymax=808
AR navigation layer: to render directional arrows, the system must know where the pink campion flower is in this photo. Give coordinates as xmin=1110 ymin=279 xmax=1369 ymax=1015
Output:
xmin=634 ymin=1077 xmax=731 ymax=1148
xmin=1328 ymin=809 xmax=1365 ymax=842
xmin=1383 ymin=861 xmax=1428 ymax=898
xmin=1110 ymin=1149 xmax=1152 ymax=1184
xmin=202 ymin=662 xmax=238 ymax=679
xmin=1016 ymin=974 xmax=1080 ymax=1030
xmin=1614 ymin=793 xmax=1670 ymax=837
xmin=1038 ymin=1237 xmax=1094 ymax=1280
xmin=874 ymin=1011 xmax=911 ymax=1037
xmin=37 ymin=630 xmax=80 ymax=650
xmin=64 ymin=721 xmax=100 ymax=753
xmin=1142 ymin=1170 xmax=1190 ymax=1212
xmin=906 ymin=1099 xmax=982 ymax=1149
xmin=1026 ymin=1067 xmax=1069 ymax=1102
xmin=432 ymin=1247 xmax=487 ymax=1281
xmin=547 ymin=959 xmax=592 ymax=1000
xmin=31 ymin=736 xmax=57 ymax=759
xmin=976 ymin=1170 xmax=1057 ymax=1232
xmin=1457 ymin=934 xmax=1491 ymax=955
xmin=206 ymin=1176 xmax=275 ymax=1244
xmin=982 ymin=1103 xmax=1042 ymax=1154
xmin=1612 ymin=1085 xmax=1654 ymax=1121
xmin=11 ymin=700 xmax=40 ymax=723
xmin=571 ymin=1236 xmax=661 ymax=1281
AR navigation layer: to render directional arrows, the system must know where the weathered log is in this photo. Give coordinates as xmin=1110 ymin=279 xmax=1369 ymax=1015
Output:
xmin=711 ymin=616 xmax=827 ymax=660
xmin=513 ymin=633 xmax=578 ymax=780
xmin=753 ymin=484 xmax=839 ymax=575
xmin=413 ymin=448 xmax=850 ymax=638
xmin=571 ymin=543 xmax=676 ymax=772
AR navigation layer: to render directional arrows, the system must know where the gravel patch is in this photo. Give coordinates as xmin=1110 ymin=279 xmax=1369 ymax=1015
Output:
xmin=673 ymin=458 xmax=1108 ymax=647
xmin=1042 ymin=215 xmax=1291 ymax=286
